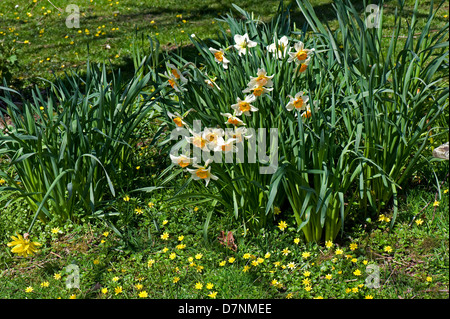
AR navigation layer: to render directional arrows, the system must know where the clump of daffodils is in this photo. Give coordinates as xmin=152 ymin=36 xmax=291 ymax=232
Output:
xmin=164 ymin=32 xmax=315 ymax=188
xmin=7 ymin=233 xmax=41 ymax=257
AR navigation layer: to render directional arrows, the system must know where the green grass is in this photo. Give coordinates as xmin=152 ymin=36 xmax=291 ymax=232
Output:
xmin=0 ymin=0 xmax=448 ymax=300
xmin=0 ymin=164 xmax=448 ymax=299
xmin=0 ymin=0 xmax=448 ymax=91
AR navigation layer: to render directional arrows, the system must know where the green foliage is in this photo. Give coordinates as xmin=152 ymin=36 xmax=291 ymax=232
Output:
xmin=0 ymin=59 xmax=161 ymax=231
xmin=150 ymin=0 xmax=448 ymax=243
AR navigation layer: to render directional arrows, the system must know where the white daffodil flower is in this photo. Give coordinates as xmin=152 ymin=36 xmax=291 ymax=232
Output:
xmin=186 ymin=159 xmax=218 ymax=187
xmin=225 ymin=126 xmax=253 ymax=144
xmin=167 ymin=63 xmax=188 ymax=84
xmin=247 ymin=68 xmax=274 ymax=88
xmin=287 ymin=41 xmax=314 ymax=64
xmin=231 ymin=95 xmax=258 ymax=116
xmin=185 ymin=130 xmax=209 ymax=151
xmin=167 ymin=111 xmax=187 ymax=127
xmin=242 ymin=85 xmax=273 ymax=98
xmin=209 ymin=47 xmax=230 ymax=69
xmin=267 ymin=35 xmax=289 ymax=59
xmin=169 ymin=154 xmax=197 ymax=168
xmin=233 ymin=33 xmax=257 ymax=56
xmin=285 ymin=91 xmax=310 ymax=112
xmin=203 ymin=128 xmax=225 ymax=151
xmin=220 ymin=113 xmax=246 ymax=126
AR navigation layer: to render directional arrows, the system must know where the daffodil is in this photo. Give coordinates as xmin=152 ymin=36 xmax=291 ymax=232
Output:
xmin=220 ymin=113 xmax=245 ymax=126
xmin=233 ymin=33 xmax=257 ymax=56
xmin=167 ymin=111 xmax=187 ymax=127
xmin=186 ymin=130 xmax=209 ymax=151
xmin=186 ymin=159 xmax=218 ymax=187
xmin=209 ymin=47 xmax=230 ymax=69
xmin=167 ymin=63 xmax=188 ymax=84
xmin=286 ymin=91 xmax=309 ymax=112
xmin=288 ymin=41 xmax=314 ymax=64
xmin=267 ymin=36 xmax=289 ymax=59
xmin=242 ymin=85 xmax=273 ymax=98
xmin=231 ymin=95 xmax=258 ymax=116
xmin=169 ymin=154 xmax=196 ymax=168
xmin=203 ymin=128 xmax=225 ymax=151
xmin=7 ymin=233 xmax=41 ymax=257
xmin=247 ymin=68 xmax=274 ymax=88
xmin=296 ymin=56 xmax=312 ymax=74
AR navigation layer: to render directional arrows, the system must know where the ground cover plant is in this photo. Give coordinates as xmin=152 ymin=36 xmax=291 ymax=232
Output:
xmin=0 ymin=0 xmax=448 ymax=301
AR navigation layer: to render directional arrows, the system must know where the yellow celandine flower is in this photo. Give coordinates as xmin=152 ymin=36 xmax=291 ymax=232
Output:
xmin=123 ymin=195 xmax=130 ymax=201
xmin=51 ymin=228 xmax=60 ymax=234
xmin=325 ymin=274 xmax=332 ymax=280
xmin=112 ymin=276 xmax=119 ymax=282
xmin=173 ymin=277 xmax=180 ymax=283
xmin=169 ymin=253 xmax=176 ymax=260
xmin=196 ymin=265 xmax=204 ymax=272
xmin=147 ymin=259 xmax=155 ymax=267
xmin=426 ymin=276 xmax=432 ymax=282
xmin=162 ymin=220 xmax=168 ymax=225
xmin=282 ymin=248 xmax=291 ymax=256
xmin=178 ymin=235 xmax=184 ymax=241
xmin=115 ymin=286 xmax=123 ymax=295
xmin=286 ymin=293 xmax=293 ymax=299
xmin=278 ymin=220 xmax=288 ymax=231
xmin=101 ymin=288 xmax=108 ymax=294
xmin=433 ymin=201 xmax=440 ymax=207
xmin=138 ymin=291 xmax=148 ymax=298
xmin=352 ymin=287 xmax=358 ymax=293
xmin=287 ymin=262 xmax=296 ymax=270
xmin=243 ymin=265 xmax=250 ymax=272
xmin=302 ymin=251 xmax=311 ymax=259
xmin=228 ymin=257 xmax=235 ymax=263
xmin=135 ymin=284 xmax=143 ymax=290
xmin=69 ymin=294 xmax=77 ymax=299
xmin=54 ymin=273 xmax=62 ymax=280
xmin=274 ymin=206 xmax=281 ymax=215
xmin=384 ymin=246 xmax=393 ymax=253
xmin=353 ymin=269 xmax=362 ymax=276
xmin=325 ymin=241 xmax=333 ymax=248
xmin=302 ymin=278 xmax=311 ymax=286
xmin=304 ymin=286 xmax=312 ymax=292
xmin=176 ymin=244 xmax=186 ymax=250
xmin=195 ymin=253 xmax=203 ymax=260
xmin=25 ymin=286 xmax=33 ymax=293
xmin=264 ymin=252 xmax=271 ymax=259
xmin=294 ymin=238 xmax=300 ymax=244
xmin=206 ymin=283 xmax=214 ymax=290
xmin=415 ymin=218 xmax=424 ymax=225
xmin=7 ymin=233 xmax=41 ymax=257
xmin=161 ymin=232 xmax=169 ymax=240
xmin=349 ymin=243 xmax=358 ymax=251
xmin=365 ymin=295 xmax=374 ymax=299
xmin=41 ymin=281 xmax=49 ymax=287
xmin=103 ymin=232 xmax=109 ymax=237
xmin=243 ymin=253 xmax=251 ymax=259
xmin=208 ymin=291 xmax=218 ymax=299
xmin=135 ymin=207 xmax=143 ymax=215
xmin=219 ymin=260 xmax=226 ymax=266
xmin=335 ymin=248 xmax=343 ymax=255
xmin=0 ymin=178 xmax=6 ymax=185
xmin=194 ymin=282 xmax=203 ymax=290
